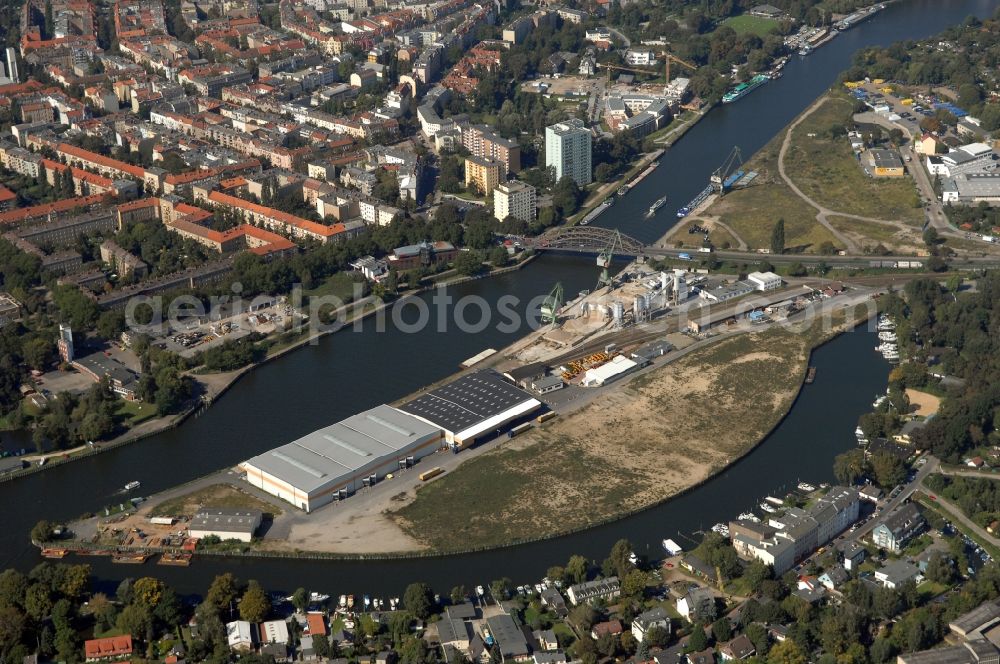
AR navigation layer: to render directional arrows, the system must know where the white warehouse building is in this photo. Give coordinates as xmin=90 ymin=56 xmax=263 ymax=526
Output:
xmin=241 ymin=404 xmax=443 ymax=512
xmin=747 ymin=271 xmax=782 ymax=291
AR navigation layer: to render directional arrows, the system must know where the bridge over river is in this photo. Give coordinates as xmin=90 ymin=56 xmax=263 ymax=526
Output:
xmin=525 ymin=226 xmax=1000 ymax=270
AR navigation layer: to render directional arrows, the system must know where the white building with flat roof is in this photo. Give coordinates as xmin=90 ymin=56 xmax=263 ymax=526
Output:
xmin=747 ymin=271 xmax=782 ymax=291
xmin=545 ymin=119 xmax=592 ymax=186
xmin=241 ymin=405 xmax=443 ymax=512
xmin=494 ymin=180 xmax=536 ymax=223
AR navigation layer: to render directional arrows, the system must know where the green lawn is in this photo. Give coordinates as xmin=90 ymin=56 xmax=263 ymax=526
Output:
xmin=302 ymin=272 xmax=367 ymax=302
xmin=116 ymin=400 xmax=158 ymax=427
xmin=784 ymin=95 xmax=924 ymax=224
xmin=720 ymin=14 xmax=780 ymax=36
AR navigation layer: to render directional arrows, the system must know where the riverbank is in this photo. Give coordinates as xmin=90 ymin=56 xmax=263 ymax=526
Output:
xmin=1 ymin=254 xmax=540 ymax=485
xmin=389 ymin=302 xmax=874 ymax=553
xmin=46 ymin=292 xmax=881 ymax=561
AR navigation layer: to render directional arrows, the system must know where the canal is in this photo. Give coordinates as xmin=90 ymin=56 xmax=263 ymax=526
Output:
xmin=0 ymin=0 xmax=990 ymax=597
xmin=603 ymin=0 xmax=999 ymax=244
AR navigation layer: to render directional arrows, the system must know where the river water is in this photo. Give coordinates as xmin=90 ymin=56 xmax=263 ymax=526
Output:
xmin=1 ymin=0 xmax=992 ymax=598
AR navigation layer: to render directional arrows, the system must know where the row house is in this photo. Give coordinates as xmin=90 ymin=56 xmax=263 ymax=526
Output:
xmin=205 ymin=189 xmax=350 ymax=244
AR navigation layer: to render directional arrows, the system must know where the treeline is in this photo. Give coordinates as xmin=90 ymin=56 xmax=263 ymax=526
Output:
xmin=925 ymin=475 xmax=1000 ymax=530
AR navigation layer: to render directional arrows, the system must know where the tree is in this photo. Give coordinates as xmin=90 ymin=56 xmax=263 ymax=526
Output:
xmin=711 ymin=617 xmax=731 ymax=642
xmin=551 ymin=176 xmax=582 ymax=218
xmin=312 ymin=634 xmax=330 ymax=658
xmin=871 ymin=451 xmax=906 ymax=489
xmin=566 ymin=555 xmax=589 ymax=584
xmin=59 ymin=565 xmax=90 ymax=600
xmin=771 ymin=218 xmax=785 ymax=255
xmin=743 ymin=560 xmax=773 ymax=593
xmin=206 ymin=573 xmax=240 ymax=612
xmin=687 ymin=622 xmax=708 ymax=651
xmin=0 ymin=604 xmax=26 ymax=650
xmin=24 ymin=584 xmax=51 ymax=621
xmin=487 ymin=245 xmax=509 ymax=267
xmin=22 ymin=338 xmax=54 ymax=371
xmin=116 ymin=603 xmax=152 ymax=639
xmin=833 ymin=449 xmax=869 ymax=486
xmin=453 ymin=251 xmax=484 ymax=276
xmin=767 ymin=639 xmax=807 ymax=664
xmin=291 ymin=588 xmax=308 ymax=613
xmin=603 ymin=539 xmax=635 ymax=579
xmin=132 ymin=577 xmax=165 ymax=608
xmin=30 ymin=520 xmax=54 ymax=544
xmin=644 ymin=625 xmax=670 ymax=648
xmin=402 ymin=582 xmax=434 ymax=620
xmin=238 ymin=580 xmax=270 ymax=622
xmin=924 ymin=552 xmax=954 ymax=584
xmin=620 ymin=570 xmax=648 ymax=601
xmin=0 ymin=569 xmax=28 ymax=608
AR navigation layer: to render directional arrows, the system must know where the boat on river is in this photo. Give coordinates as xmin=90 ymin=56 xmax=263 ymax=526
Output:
xmin=123 ymin=480 xmax=140 ymax=492
xmin=648 ymin=196 xmax=666 ymax=216
xmin=722 ymin=74 xmax=769 ymax=103
xmin=797 ymin=482 xmax=816 ymax=492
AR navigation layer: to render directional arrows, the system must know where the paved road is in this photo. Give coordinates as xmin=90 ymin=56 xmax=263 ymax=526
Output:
xmin=917 ymin=465 xmax=1000 ymax=550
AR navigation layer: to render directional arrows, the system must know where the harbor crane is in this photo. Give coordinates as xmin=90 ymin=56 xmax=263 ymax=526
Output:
xmin=710 ymin=146 xmax=745 ymax=193
xmin=596 ymin=230 xmax=626 ymax=290
xmin=540 ymin=282 xmax=564 ymax=325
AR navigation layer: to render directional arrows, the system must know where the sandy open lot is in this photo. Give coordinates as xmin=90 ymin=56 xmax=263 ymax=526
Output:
xmin=906 ymin=388 xmax=941 ymax=417
xmin=389 ymin=325 xmax=814 ymax=552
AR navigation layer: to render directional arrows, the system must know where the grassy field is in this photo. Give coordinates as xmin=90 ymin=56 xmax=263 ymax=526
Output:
xmin=150 ymin=483 xmax=280 ymax=518
xmin=720 ymin=14 xmax=780 ymax=36
xmin=704 ymin=134 xmax=840 ymax=253
xmin=116 ymin=400 xmax=158 ymax=427
xmin=784 ymin=95 xmax=923 ymax=224
xmin=825 ymin=215 xmax=924 ymax=254
xmin=302 ymin=272 xmax=366 ymax=302
xmin=392 ymin=325 xmax=819 ymax=552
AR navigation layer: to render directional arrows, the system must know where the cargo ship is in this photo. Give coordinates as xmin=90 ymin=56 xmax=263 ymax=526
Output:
xmin=677 ymin=185 xmax=713 ymax=218
xmin=721 ymin=74 xmax=769 ymax=104
xmin=805 ymin=366 xmax=817 ymax=384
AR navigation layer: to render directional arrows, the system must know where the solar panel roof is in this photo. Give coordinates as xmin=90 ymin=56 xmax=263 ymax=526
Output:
xmin=399 ymin=370 xmax=537 ymax=433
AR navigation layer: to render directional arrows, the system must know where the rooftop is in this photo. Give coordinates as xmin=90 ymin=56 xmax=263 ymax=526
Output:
xmin=243 ymin=404 xmax=441 ymax=494
xmin=190 ymin=508 xmax=262 ymax=534
xmin=399 ymin=370 xmax=541 ymax=438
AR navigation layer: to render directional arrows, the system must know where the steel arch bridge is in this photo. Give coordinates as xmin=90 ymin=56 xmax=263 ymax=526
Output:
xmin=527 ymin=226 xmax=646 ymax=255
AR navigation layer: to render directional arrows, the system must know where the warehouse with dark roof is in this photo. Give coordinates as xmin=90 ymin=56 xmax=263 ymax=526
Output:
xmin=399 ymin=370 xmax=542 ymax=449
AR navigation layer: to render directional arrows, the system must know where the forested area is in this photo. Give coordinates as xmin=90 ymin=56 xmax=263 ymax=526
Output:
xmin=838 ymin=274 xmax=1000 ymax=465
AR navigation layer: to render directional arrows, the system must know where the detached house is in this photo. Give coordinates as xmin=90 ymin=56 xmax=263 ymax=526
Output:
xmin=720 ymin=634 xmax=756 ymax=661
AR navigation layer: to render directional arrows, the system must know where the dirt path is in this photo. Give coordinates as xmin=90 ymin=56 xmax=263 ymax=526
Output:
xmin=658 ymin=214 xmax=750 ymax=251
xmin=777 ymin=97 xmax=921 ymax=254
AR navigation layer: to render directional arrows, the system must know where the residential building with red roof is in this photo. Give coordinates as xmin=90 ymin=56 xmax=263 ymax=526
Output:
xmin=84 ymin=635 xmax=133 ymax=661
xmin=206 ymin=190 xmax=347 ymax=244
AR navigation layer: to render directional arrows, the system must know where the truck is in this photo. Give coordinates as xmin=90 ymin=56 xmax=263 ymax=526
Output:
xmin=698 ymin=247 xmax=712 ymax=253
xmin=678 ymin=252 xmax=692 ymax=260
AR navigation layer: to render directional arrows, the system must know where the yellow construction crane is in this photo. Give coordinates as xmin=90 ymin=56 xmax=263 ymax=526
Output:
xmin=662 ymin=51 xmax=698 ymax=84
xmin=598 ymin=51 xmax=698 ymax=84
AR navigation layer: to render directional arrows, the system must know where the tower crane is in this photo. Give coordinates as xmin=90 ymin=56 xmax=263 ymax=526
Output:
xmin=661 ymin=51 xmax=698 ymax=84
